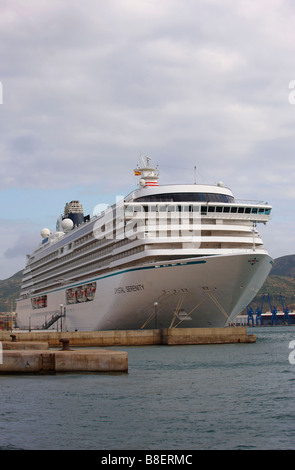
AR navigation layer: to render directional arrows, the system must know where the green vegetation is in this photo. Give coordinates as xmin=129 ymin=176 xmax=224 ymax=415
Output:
xmin=247 ymin=254 xmax=295 ymax=312
xmin=249 ymin=275 xmax=295 ymax=312
xmin=0 ymin=270 xmax=23 ymax=312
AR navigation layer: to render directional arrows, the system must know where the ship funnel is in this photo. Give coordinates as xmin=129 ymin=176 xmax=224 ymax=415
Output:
xmin=63 ymin=200 xmax=84 ymax=227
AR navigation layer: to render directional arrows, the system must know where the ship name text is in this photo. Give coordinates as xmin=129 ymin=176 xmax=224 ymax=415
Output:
xmin=115 ymin=284 xmax=145 ymax=294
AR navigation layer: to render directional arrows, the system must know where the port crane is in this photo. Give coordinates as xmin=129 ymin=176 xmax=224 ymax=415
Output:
xmin=246 ymin=305 xmax=255 ymax=326
xmin=255 ymin=294 xmax=265 ymax=325
xmin=246 ymin=293 xmax=292 ymax=326
xmin=280 ymin=293 xmax=290 ymax=325
xmin=267 ymin=294 xmax=278 ymax=325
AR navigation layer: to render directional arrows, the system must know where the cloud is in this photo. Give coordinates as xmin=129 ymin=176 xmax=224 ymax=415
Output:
xmin=0 ymin=218 xmax=40 ymax=278
xmin=0 ymin=0 xmax=295 ymax=277
xmin=4 ymin=231 xmax=39 ymax=259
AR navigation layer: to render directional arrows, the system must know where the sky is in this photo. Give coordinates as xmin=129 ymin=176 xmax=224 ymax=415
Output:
xmin=0 ymin=0 xmax=295 ymax=279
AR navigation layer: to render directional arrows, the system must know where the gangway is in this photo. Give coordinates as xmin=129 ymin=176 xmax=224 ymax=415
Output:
xmin=42 ymin=311 xmax=65 ymax=330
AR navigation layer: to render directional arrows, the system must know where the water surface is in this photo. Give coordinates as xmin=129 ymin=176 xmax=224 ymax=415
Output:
xmin=1 ymin=326 xmax=295 ymax=450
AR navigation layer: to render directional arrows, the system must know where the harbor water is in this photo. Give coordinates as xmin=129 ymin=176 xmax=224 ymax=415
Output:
xmin=1 ymin=326 xmax=295 ymax=450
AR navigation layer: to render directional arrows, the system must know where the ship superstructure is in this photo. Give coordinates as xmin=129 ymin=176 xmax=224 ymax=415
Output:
xmin=16 ymin=157 xmax=273 ymax=331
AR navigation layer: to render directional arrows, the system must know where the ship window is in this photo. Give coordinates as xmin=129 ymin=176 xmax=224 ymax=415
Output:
xmin=238 ymin=207 xmax=244 ymax=213
xmin=201 ymin=206 xmax=207 ymax=214
xmin=216 ymin=206 xmax=223 ymax=212
xmin=230 ymin=207 xmax=237 ymax=213
xmin=258 ymin=208 xmax=265 ymax=214
xmin=251 ymin=208 xmax=258 ymax=214
xmin=208 ymin=206 xmax=215 ymax=212
xmin=135 ymin=192 xmax=234 ymax=203
xmin=245 ymin=208 xmax=251 ymax=214
xmin=223 ymin=206 xmax=230 ymax=213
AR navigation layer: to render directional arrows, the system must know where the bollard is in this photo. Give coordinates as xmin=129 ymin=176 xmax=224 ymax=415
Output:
xmin=59 ymin=338 xmax=72 ymax=351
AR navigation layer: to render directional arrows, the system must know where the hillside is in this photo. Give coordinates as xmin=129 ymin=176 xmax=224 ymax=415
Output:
xmin=249 ymin=274 xmax=295 ymax=312
xmin=269 ymin=254 xmax=295 ymax=277
xmin=0 ymin=270 xmax=23 ymax=312
xmin=0 ymin=254 xmax=295 ymax=313
xmin=248 ymin=255 xmax=295 ymax=311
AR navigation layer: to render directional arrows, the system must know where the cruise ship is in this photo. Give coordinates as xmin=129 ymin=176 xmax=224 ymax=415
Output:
xmin=16 ymin=157 xmax=273 ymax=331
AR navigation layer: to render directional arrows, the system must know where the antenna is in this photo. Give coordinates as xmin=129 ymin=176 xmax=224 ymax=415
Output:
xmin=194 ymin=166 xmax=197 ymax=184
xmin=140 ymin=154 xmax=146 ymax=167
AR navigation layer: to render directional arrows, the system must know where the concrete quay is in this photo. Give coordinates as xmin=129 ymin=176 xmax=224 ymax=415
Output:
xmin=1 ymin=342 xmax=49 ymax=350
xmin=0 ymin=327 xmax=254 ymax=374
xmin=161 ymin=326 xmax=256 ymax=345
xmin=0 ymin=335 xmax=128 ymax=374
xmin=0 ymin=326 xmax=255 ymax=347
xmin=0 ymin=348 xmax=128 ymax=374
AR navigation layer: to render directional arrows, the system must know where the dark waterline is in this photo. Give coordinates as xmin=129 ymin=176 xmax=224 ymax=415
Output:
xmin=1 ymin=326 xmax=295 ymax=450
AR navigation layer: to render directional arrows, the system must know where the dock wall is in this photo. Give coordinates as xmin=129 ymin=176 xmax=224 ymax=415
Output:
xmin=161 ymin=327 xmax=256 ymax=345
xmin=0 ymin=349 xmax=128 ymax=373
xmin=0 ymin=327 xmax=255 ymax=347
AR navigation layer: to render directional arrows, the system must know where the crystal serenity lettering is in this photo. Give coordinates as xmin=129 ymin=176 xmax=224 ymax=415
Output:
xmin=115 ymin=284 xmax=144 ymax=294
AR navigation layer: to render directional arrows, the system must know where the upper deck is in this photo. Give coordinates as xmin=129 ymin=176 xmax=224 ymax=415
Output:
xmin=126 ymin=183 xmax=235 ymax=204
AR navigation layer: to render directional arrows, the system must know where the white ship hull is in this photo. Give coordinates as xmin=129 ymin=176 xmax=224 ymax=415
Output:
xmin=16 ymin=252 xmax=273 ymax=331
xmin=16 ymin=157 xmax=273 ymax=331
